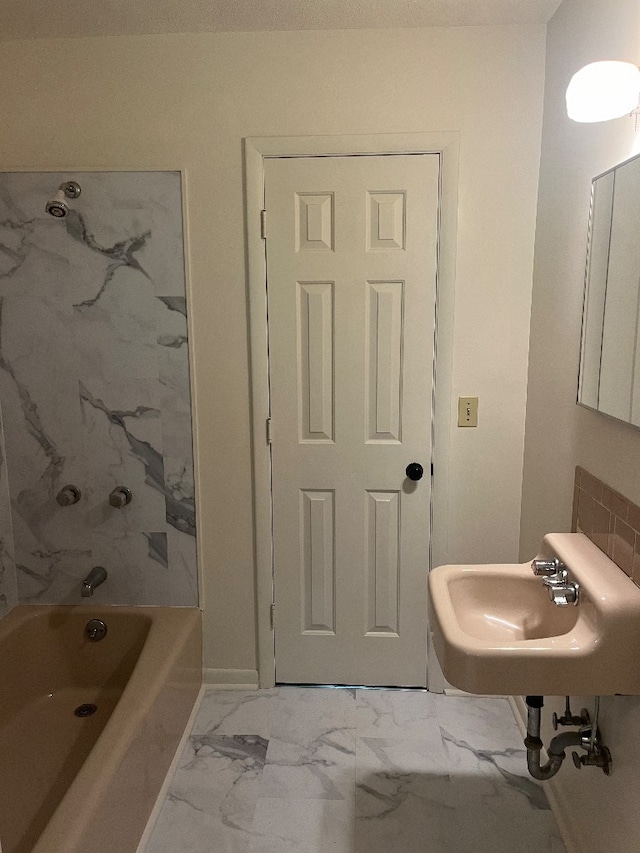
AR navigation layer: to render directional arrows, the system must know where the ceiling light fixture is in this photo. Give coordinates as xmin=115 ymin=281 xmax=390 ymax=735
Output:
xmin=566 ymin=61 xmax=640 ymax=123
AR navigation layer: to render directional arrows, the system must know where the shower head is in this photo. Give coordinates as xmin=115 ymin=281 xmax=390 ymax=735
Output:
xmin=45 ymin=189 xmax=69 ymax=218
xmin=45 ymin=180 xmax=81 ymax=218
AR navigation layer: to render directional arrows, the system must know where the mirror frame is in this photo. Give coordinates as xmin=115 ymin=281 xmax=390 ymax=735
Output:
xmin=578 ymin=150 xmax=640 ymax=430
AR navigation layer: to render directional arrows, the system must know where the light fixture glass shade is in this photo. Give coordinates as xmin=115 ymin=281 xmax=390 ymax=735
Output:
xmin=566 ymin=61 xmax=640 ymax=122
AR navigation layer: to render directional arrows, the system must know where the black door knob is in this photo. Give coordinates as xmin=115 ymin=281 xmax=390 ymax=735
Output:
xmin=405 ymin=463 xmax=424 ymax=482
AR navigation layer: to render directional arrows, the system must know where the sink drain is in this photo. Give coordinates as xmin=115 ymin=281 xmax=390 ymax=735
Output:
xmin=75 ymin=703 xmax=98 ymax=718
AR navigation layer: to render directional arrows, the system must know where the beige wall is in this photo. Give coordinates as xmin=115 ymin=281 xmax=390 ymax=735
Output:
xmin=521 ymin=0 xmax=640 ymax=559
xmin=521 ymin=0 xmax=640 ymax=850
xmin=0 ymin=26 xmax=545 ymax=677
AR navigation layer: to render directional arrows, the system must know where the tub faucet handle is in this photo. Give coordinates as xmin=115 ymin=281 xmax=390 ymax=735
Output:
xmin=56 ymin=485 xmax=81 ymax=506
xmin=109 ymin=487 xmax=132 ymax=508
xmin=82 ymin=566 xmax=107 ymax=597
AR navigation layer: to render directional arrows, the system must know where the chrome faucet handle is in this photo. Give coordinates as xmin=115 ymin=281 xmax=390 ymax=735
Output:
xmin=531 ymin=558 xmax=566 ymax=577
xmin=546 ymin=580 xmax=579 ymax=607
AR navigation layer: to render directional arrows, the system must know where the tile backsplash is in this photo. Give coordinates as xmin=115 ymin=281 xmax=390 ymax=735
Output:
xmin=573 ymin=466 xmax=640 ymax=586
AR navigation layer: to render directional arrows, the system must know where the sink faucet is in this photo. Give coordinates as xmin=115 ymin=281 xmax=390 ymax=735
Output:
xmin=531 ymin=559 xmax=579 ymax=606
xmin=82 ymin=566 xmax=108 ymax=597
xmin=543 ymin=571 xmax=580 ymax=606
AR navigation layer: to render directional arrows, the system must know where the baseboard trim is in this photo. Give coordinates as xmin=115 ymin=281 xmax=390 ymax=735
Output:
xmin=203 ymin=668 xmax=259 ymax=689
xmin=508 ymin=696 xmax=580 ymax=853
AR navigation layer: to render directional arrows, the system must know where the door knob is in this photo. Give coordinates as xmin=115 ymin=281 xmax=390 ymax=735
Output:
xmin=405 ymin=463 xmax=424 ymax=482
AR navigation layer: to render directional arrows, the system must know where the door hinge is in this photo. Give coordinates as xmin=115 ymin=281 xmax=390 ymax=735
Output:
xmin=270 ymin=602 xmax=275 ymax=630
xmin=260 ymin=209 xmax=267 ymax=240
xmin=266 ymin=417 xmax=273 ymax=444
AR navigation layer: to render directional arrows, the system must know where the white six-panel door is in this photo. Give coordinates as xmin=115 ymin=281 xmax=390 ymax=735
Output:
xmin=265 ymin=153 xmax=439 ymax=686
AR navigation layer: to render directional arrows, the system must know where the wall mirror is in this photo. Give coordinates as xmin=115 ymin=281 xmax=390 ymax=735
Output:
xmin=578 ymin=151 xmax=640 ymax=428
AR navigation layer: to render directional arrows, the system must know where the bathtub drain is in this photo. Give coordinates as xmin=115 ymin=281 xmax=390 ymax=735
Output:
xmin=75 ymin=704 xmax=98 ymax=717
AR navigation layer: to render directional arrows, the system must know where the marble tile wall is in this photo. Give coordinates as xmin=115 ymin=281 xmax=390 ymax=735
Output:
xmin=0 ymin=171 xmax=197 ymax=606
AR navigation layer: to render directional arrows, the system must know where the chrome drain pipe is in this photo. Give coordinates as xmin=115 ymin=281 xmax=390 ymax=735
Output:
xmin=525 ymin=696 xmax=583 ymax=781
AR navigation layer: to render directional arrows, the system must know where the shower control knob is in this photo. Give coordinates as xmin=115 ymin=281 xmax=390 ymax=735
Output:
xmin=56 ymin=485 xmax=81 ymax=506
xmin=405 ymin=463 xmax=424 ymax=482
xmin=109 ymin=486 xmax=132 ymax=508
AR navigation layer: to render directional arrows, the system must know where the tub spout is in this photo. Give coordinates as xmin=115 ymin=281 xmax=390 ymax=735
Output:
xmin=82 ymin=566 xmax=107 ymax=597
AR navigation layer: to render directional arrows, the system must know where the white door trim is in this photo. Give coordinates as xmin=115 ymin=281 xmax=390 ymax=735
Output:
xmin=244 ymin=133 xmax=459 ymax=688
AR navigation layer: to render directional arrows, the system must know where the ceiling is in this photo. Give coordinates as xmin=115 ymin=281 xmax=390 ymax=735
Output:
xmin=0 ymin=0 xmax=562 ymax=41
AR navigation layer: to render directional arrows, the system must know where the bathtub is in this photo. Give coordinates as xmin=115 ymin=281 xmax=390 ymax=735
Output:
xmin=0 ymin=605 xmax=201 ymax=853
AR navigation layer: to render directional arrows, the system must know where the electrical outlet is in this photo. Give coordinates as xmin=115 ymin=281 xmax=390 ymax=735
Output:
xmin=458 ymin=396 xmax=478 ymax=427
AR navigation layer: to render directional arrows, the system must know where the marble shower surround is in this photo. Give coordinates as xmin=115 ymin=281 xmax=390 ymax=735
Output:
xmin=0 ymin=171 xmax=197 ymax=605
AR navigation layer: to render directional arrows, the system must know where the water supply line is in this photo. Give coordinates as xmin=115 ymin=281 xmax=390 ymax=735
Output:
xmin=590 ymin=695 xmax=600 ymax=751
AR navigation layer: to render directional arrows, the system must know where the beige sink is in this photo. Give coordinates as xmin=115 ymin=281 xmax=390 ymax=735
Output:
xmin=428 ymin=532 xmax=640 ymax=695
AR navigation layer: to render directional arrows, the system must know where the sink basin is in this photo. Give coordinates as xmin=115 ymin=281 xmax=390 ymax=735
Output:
xmin=448 ymin=572 xmax=579 ymax=642
xmin=428 ymin=532 xmax=640 ymax=695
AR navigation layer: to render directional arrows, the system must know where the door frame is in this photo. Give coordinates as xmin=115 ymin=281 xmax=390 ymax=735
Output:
xmin=244 ymin=133 xmax=459 ymax=688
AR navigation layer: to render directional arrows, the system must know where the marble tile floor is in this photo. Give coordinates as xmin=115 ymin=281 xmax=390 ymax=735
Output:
xmin=142 ymin=687 xmax=567 ymax=853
